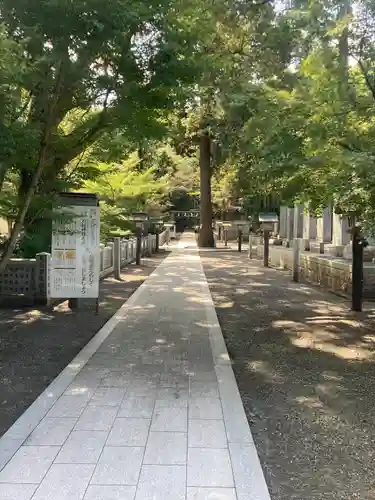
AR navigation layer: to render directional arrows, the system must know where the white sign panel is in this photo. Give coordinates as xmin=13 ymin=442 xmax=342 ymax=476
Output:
xmin=50 ymin=205 xmax=100 ymax=298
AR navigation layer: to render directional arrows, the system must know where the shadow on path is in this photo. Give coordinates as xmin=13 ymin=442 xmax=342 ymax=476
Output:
xmin=202 ymin=251 xmax=375 ymax=500
xmin=0 ymin=252 xmax=168 ymax=438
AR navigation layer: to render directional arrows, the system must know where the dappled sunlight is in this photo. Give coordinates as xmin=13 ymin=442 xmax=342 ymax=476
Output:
xmin=273 ymin=319 xmax=374 ymax=360
xmin=217 ymin=300 xmax=235 ymax=309
xmin=187 ymin=296 xmax=212 ymax=305
xmin=2 ymin=308 xmax=55 ymax=327
xmin=246 ymin=360 xmax=285 ymax=384
xmin=295 ymin=395 xmax=326 ymax=410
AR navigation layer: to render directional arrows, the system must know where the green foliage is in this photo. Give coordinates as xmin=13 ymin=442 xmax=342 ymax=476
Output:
xmin=0 ymin=0 xmax=206 ymax=262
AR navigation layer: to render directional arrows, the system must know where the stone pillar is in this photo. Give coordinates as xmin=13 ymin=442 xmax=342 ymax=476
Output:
xmin=107 ymin=242 xmax=114 ymax=267
xmin=284 ymin=208 xmax=294 ymax=246
xmin=316 ymin=206 xmax=332 ymax=243
xmin=100 ymin=244 xmax=105 ymax=272
xmin=301 ymin=206 xmax=317 ymax=250
xmin=279 ymin=206 xmax=288 ymax=239
xmin=332 ymin=213 xmax=350 ymax=246
xmin=293 ymin=204 xmax=303 ymax=239
xmin=35 ymin=253 xmax=51 ymax=306
xmin=303 ymin=210 xmax=317 ymax=240
xmin=292 ymin=239 xmax=300 ymax=282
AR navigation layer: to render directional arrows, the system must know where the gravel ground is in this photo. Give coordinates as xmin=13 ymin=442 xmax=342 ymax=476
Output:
xmin=202 ymin=250 xmax=375 ymax=500
xmin=0 ymin=252 xmax=168 ymax=438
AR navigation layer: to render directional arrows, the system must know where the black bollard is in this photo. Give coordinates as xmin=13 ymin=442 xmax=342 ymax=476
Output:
xmin=263 ymin=230 xmax=270 ymax=267
xmin=155 ymin=229 xmax=159 ymax=253
xmin=238 ymin=229 xmax=242 ymax=252
xmin=352 ymin=226 xmax=367 ymax=312
xmin=224 ymin=229 xmax=228 ymax=247
xmin=136 ymin=227 xmax=142 ymax=265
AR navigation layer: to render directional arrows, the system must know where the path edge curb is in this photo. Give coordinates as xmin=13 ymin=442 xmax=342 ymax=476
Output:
xmin=198 ymin=251 xmax=272 ymax=500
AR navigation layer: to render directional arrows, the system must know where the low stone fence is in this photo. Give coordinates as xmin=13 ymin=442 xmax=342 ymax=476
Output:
xmin=0 ymin=231 xmax=166 ymax=307
xmin=255 ymin=244 xmax=375 ymax=299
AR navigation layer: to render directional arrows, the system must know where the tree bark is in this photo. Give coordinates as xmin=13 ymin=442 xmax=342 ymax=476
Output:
xmin=198 ymin=131 xmax=214 ymax=247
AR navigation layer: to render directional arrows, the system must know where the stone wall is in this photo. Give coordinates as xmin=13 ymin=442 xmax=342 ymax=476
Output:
xmin=255 ymin=244 xmax=375 ymax=298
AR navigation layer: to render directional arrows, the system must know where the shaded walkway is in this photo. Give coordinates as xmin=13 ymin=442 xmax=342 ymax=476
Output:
xmin=0 ymin=236 xmax=269 ymax=500
xmin=0 ymin=253 xmax=167 ymax=439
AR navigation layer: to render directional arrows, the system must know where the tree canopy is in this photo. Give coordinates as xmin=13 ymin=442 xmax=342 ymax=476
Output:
xmin=1 ymin=0 xmax=375 ymax=261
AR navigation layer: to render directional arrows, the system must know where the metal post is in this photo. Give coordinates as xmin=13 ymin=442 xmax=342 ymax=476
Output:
xmin=114 ymin=237 xmax=121 ymax=280
xmin=69 ymin=298 xmax=79 ymax=310
xmin=224 ymin=229 xmax=228 ymax=247
xmin=292 ymin=238 xmax=300 ymax=282
xmin=263 ymin=230 xmax=270 ymax=267
xmin=136 ymin=227 xmax=142 ymax=265
xmin=248 ymin=232 xmax=253 ymax=259
xmin=155 ymin=229 xmax=159 ymax=252
xmin=238 ymin=229 xmax=242 ymax=252
xmin=352 ymin=227 xmax=364 ymax=312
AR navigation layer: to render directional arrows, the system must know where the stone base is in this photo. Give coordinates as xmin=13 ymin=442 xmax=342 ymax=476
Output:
xmin=270 ymin=238 xmax=283 ymax=246
xmin=299 ymin=238 xmax=310 ymax=251
xmin=282 ymin=240 xmax=291 ymax=248
xmin=324 ymin=244 xmax=344 ymax=257
xmin=310 ymin=242 xmax=325 ymax=254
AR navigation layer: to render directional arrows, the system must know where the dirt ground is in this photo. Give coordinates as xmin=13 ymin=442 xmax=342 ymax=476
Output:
xmin=202 ymin=250 xmax=375 ymax=500
xmin=0 ymin=252 xmax=168 ymax=437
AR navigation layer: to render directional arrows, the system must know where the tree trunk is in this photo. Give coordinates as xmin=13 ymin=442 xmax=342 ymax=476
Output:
xmin=0 ymin=163 xmax=7 ymax=193
xmin=198 ymin=131 xmax=214 ymax=247
xmin=0 ymin=63 xmax=64 ymax=272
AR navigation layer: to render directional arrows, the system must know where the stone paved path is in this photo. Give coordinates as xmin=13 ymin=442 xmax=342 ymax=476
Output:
xmin=0 ymin=235 xmax=269 ymax=500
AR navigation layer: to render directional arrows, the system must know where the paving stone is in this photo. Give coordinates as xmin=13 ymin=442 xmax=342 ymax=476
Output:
xmin=90 ymin=388 xmax=126 ymax=406
xmin=99 ymin=372 xmax=132 ymax=388
xmin=151 ymin=407 xmax=187 ymax=432
xmin=106 ymin=418 xmax=150 ymax=447
xmin=187 ymin=448 xmax=234 ymax=488
xmin=0 ymin=484 xmax=38 ymax=500
xmin=0 ymin=446 xmax=58 ymax=484
xmin=0 ymin=438 xmax=24 ymax=471
xmin=188 ymin=419 xmax=227 ymax=448
xmin=25 ymin=418 xmax=77 ymax=446
xmin=90 ymin=447 xmax=143 ymax=485
xmin=55 ymin=430 xmax=108 ymax=464
xmin=190 ymin=381 xmax=219 ymax=399
xmin=187 ymin=487 xmax=237 ymax=500
xmin=135 ymin=465 xmax=186 ymax=500
xmin=189 ymin=398 xmax=223 ymax=420
xmin=118 ymin=397 xmax=155 ymax=418
xmin=47 ymin=396 xmax=89 ymax=418
xmin=84 ymin=485 xmax=136 ymax=500
xmin=160 ymin=373 xmax=189 ymax=389
xmin=144 ymin=432 xmax=187 ymax=465
xmin=189 ymin=371 xmax=217 ymax=382
xmin=75 ymin=405 xmax=118 ymax=432
xmin=32 ymin=463 xmax=94 ymax=500
xmin=155 ymin=388 xmax=189 ymax=408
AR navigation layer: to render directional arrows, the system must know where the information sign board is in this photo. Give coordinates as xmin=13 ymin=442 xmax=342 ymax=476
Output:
xmin=50 ymin=204 xmax=100 ymax=299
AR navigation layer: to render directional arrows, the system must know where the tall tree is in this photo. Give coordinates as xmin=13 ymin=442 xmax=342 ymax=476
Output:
xmin=0 ymin=0 xmax=201 ymax=268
